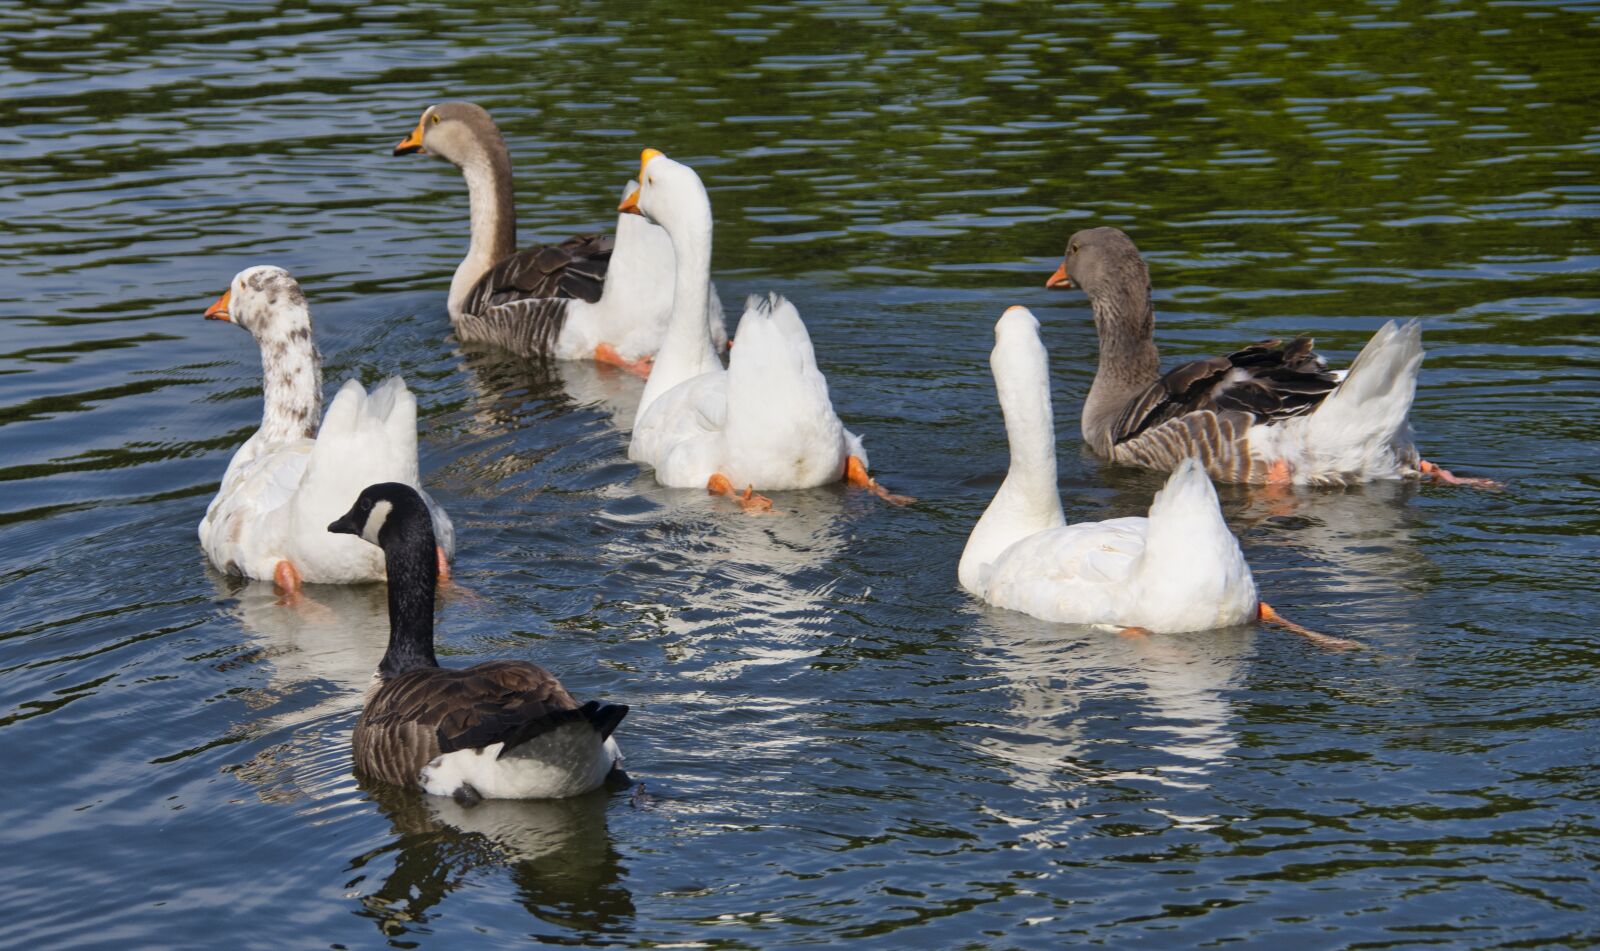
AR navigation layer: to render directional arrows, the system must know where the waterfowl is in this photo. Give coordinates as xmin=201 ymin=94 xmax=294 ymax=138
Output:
xmin=329 ymin=482 xmax=627 ymax=801
xmin=200 ymin=266 xmax=454 ymax=592
xmin=394 ymin=102 xmax=726 ymax=374
xmin=1046 ymin=227 xmax=1496 ymax=487
xmin=961 ymin=307 xmax=1350 ymax=644
xmin=619 ymin=148 xmax=906 ymax=510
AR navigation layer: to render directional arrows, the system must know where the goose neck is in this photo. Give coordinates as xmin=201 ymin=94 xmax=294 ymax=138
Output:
xmin=255 ymin=318 xmax=322 ymax=443
xmin=377 ymin=529 xmax=440 ymax=679
xmin=1083 ymin=287 xmax=1161 ymax=450
xmin=449 ymin=139 xmax=517 ymax=317
xmin=637 ymin=213 xmax=719 ymax=418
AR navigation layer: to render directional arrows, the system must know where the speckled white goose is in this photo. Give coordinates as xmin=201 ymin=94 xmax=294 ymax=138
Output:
xmin=620 ymin=148 xmax=906 ymax=510
xmin=329 ymin=482 xmax=626 ymax=802
xmin=961 ymin=307 xmax=1353 ymax=646
xmin=394 ymin=101 xmax=725 ymax=374
xmin=199 ymin=266 xmax=454 ymax=592
xmin=1047 ymin=227 xmax=1496 ymax=488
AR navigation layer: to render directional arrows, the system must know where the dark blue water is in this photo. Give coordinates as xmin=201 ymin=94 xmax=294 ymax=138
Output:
xmin=2 ymin=2 xmax=1597 ymax=947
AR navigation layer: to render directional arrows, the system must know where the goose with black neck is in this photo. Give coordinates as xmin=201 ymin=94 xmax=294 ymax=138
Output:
xmin=329 ymin=482 xmax=628 ymax=802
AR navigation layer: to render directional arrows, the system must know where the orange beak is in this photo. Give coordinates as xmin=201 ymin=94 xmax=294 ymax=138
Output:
xmin=618 ymin=189 xmax=642 ymax=215
xmin=1045 ymin=261 xmax=1073 ymax=289
xmin=204 ymin=288 xmax=233 ymax=322
xmin=394 ymin=116 xmax=426 ymax=156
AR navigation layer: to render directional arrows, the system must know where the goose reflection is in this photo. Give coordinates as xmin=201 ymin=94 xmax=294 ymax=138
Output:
xmin=455 ymin=340 xmax=648 ymax=437
xmin=211 ymin=574 xmax=390 ymax=801
xmin=354 ymin=780 xmax=633 ymax=940
xmin=974 ymin=610 xmax=1253 ymax=794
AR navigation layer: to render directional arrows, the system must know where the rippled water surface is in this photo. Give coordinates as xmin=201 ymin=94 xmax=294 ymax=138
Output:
xmin=3 ymin=2 xmax=1598 ymax=947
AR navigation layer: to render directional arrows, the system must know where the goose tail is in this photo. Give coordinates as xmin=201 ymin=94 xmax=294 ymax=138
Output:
xmin=1298 ymin=320 xmax=1423 ymax=476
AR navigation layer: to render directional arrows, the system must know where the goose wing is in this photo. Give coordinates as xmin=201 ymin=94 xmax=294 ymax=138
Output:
xmin=1111 ymin=337 xmax=1337 ymax=445
xmin=355 ymin=660 xmax=605 ymax=788
xmin=462 ymin=233 xmax=613 ymax=316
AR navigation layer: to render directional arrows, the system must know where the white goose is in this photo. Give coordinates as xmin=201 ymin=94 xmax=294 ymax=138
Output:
xmin=199 ymin=266 xmax=454 ymax=592
xmin=394 ymin=102 xmax=725 ymax=374
xmin=619 ymin=148 xmax=906 ymax=510
xmin=961 ymin=306 xmax=1349 ymax=642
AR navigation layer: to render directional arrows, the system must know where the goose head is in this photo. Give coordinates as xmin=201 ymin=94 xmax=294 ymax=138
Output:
xmin=393 ymin=101 xmax=506 ymax=169
xmin=204 ymin=265 xmax=312 ymax=341
xmin=329 ymin=482 xmax=434 ymax=552
xmin=618 ymin=148 xmax=711 ymax=237
xmin=1045 ymin=226 xmax=1149 ymax=301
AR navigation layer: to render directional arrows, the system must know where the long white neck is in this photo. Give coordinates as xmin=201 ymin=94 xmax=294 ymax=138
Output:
xmin=253 ymin=307 xmax=323 ymax=443
xmin=959 ymin=321 xmax=1066 ymax=593
xmin=634 ymin=200 xmax=720 ymax=426
xmin=447 ymin=142 xmax=516 ymax=320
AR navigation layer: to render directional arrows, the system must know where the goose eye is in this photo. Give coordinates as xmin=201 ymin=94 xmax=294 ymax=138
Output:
xmin=429 ymin=114 xmax=440 ymax=126
xmin=360 ymin=499 xmax=373 ymax=512
xmin=1070 ymin=243 xmax=1079 ymax=254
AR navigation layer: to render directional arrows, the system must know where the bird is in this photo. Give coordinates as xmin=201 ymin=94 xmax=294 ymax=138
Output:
xmin=619 ymin=148 xmax=908 ymax=510
xmin=199 ymin=266 xmax=453 ymax=593
xmin=393 ymin=101 xmax=725 ymax=374
xmin=960 ymin=306 xmax=1356 ymax=646
xmin=329 ymin=482 xmax=628 ymax=801
xmin=1046 ymin=226 xmax=1496 ymax=487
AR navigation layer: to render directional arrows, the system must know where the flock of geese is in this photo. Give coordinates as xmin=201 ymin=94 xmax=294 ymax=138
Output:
xmin=198 ymin=100 xmax=1494 ymax=805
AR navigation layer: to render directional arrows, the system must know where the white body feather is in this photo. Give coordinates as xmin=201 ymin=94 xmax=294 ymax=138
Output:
xmin=960 ymin=307 xmax=1256 ymax=633
xmin=419 ymin=731 xmax=622 ymax=801
xmin=1249 ymin=319 xmax=1424 ymax=484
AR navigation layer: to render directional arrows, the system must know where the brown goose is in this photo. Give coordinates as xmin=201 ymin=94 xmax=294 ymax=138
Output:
xmin=329 ymin=482 xmax=627 ymax=801
xmin=1046 ymin=227 xmax=1495 ymax=487
xmin=394 ymin=101 xmax=726 ymax=375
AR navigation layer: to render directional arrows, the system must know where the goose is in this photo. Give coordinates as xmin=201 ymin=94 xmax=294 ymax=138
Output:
xmin=960 ymin=306 xmax=1353 ymax=644
xmin=619 ymin=148 xmax=907 ymax=511
xmin=1046 ymin=227 xmax=1496 ymax=487
xmin=200 ymin=266 xmax=454 ymax=593
xmin=329 ymin=482 xmax=628 ymax=801
xmin=394 ymin=101 xmax=726 ymax=374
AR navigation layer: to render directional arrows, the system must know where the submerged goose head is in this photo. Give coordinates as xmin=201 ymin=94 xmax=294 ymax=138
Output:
xmin=204 ymin=265 xmax=321 ymax=441
xmin=619 ymin=148 xmax=712 ymax=238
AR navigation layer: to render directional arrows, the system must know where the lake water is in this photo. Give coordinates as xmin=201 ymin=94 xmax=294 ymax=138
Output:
xmin=2 ymin=2 xmax=1597 ymax=947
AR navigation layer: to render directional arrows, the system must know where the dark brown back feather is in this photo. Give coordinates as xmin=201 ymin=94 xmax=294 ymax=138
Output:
xmin=463 ymin=233 xmax=613 ymax=315
xmin=353 ymin=660 xmax=585 ymax=789
xmin=1110 ymin=336 xmax=1337 ymax=446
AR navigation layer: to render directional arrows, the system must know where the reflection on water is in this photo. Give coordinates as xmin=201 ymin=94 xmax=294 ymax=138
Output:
xmin=355 ymin=782 xmax=633 ymax=941
xmin=976 ymin=614 xmax=1252 ymax=794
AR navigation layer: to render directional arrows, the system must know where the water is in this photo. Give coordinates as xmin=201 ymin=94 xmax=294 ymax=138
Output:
xmin=2 ymin=1 xmax=1597 ymax=947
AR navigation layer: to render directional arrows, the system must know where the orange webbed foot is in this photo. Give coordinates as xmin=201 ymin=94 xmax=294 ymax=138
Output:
xmin=1116 ymin=626 xmax=1154 ymax=640
xmin=1258 ymin=601 xmax=1363 ymax=651
xmin=1418 ymin=459 xmax=1502 ymax=489
xmin=273 ymin=559 xmax=303 ymax=605
xmin=436 ymin=545 xmax=451 ymax=585
xmin=595 ymin=343 xmax=653 ymax=379
xmin=707 ymin=473 xmax=774 ymax=513
xmin=844 ymin=455 xmax=915 ymax=506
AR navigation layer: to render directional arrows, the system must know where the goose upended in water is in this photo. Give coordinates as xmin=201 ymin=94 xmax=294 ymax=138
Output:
xmin=960 ymin=306 xmax=1258 ymax=633
xmin=619 ymin=148 xmax=906 ymax=510
xmin=1046 ymin=227 xmax=1495 ymax=487
xmin=199 ymin=266 xmax=454 ymax=592
xmin=394 ymin=101 xmax=726 ymax=373
xmin=329 ymin=482 xmax=627 ymax=801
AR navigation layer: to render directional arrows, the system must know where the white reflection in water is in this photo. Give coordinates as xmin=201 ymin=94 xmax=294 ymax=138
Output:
xmin=975 ymin=611 xmax=1253 ymax=795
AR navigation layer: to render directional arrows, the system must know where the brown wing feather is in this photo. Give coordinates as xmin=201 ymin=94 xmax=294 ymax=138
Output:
xmin=464 ymin=234 xmax=613 ymax=315
xmin=353 ymin=660 xmax=583 ymax=789
xmin=1111 ymin=337 xmax=1338 ymax=446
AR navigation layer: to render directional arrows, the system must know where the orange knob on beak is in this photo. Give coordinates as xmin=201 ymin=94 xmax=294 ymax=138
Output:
xmin=1045 ymin=262 xmax=1073 ymax=289
xmin=204 ymin=288 xmax=233 ymax=321
xmin=638 ymin=147 xmax=663 ymax=179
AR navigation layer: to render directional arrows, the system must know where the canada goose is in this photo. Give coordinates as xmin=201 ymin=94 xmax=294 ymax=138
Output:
xmin=329 ymin=482 xmax=627 ymax=801
xmin=1046 ymin=227 xmax=1496 ymax=487
xmin=200 ymin=266 xmax=453 ymax=592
